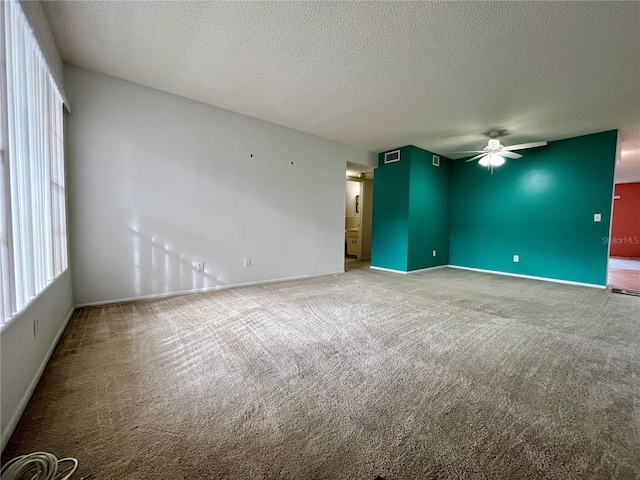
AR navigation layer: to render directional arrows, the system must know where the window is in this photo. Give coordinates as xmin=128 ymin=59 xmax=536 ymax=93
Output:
xmin=0 ymin=0 xmax=67 ymax=325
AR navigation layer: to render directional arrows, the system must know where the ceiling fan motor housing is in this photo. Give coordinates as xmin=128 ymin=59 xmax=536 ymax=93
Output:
xmin=487 ymin=139 xmax=502 ymax=150
xmin=485 ymin=129 xmax=509 ymax=139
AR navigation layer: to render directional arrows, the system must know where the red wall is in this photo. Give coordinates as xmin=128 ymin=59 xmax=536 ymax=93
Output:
xmin=610 ymin=182 xmax=640 ymax=258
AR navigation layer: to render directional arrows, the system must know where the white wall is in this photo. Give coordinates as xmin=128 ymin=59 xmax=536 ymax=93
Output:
xmin=65 ymin=66 xmax=376 ymax=305
xmin=1 ymin=271 xmax=74 ymax=451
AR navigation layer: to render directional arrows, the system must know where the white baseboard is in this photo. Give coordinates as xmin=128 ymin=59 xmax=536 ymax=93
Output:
xmin=407 ymin=265 xmax=448 ymax=274
xmin=370 ymin=266 xmax=408 ymax=274
xmin=370 ymin=265 xmax=447 ymax=275
xmin=75 ymin=272 xmax=345 ymax=308
xmin=1 ymin=306 xmax=75 ymax=452
xmin=448 ymin=265 xmax=606 ymax=289
xmin=371 ymin=263 xmax=606 ymax=289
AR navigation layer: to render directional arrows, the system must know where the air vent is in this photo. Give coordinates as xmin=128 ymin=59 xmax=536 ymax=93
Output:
xmin=432 ymin=155 xmax=440 ymax=167
xmin=384 ymin=150 xmax=400 ymax=164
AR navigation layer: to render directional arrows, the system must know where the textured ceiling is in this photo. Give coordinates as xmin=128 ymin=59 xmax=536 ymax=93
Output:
xmin=44 ymin=1 xmax=639 ymax=171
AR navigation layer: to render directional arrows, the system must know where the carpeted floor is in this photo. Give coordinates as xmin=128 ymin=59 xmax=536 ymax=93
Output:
xmin=3 ymin=266 xmax=640 ymax=479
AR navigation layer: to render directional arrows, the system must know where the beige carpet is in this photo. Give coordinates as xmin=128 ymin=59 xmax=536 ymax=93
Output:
xmin=3 ymin=266 xmax=640 ymax=479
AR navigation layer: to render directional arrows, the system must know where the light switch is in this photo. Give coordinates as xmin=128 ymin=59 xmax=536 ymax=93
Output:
xmin=594 ymin=213 xmax=601 ymax=223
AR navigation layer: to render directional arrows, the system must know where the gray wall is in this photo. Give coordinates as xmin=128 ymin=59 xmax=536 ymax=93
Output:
xmin=1 ymin=273 xmax=74 ymax=450
xmin=65 ymin=66 xmax=376 ymax=305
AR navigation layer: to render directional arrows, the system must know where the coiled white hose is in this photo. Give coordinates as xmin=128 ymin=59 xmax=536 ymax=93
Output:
xmin=1 ymin=452 xmax=78 ymax=480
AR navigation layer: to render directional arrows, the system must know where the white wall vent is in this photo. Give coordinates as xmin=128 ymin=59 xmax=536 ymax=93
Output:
xmin=384 ymin=150 xmax=400 ymax=164
xmin=433 ymin=155 xmax=440 ymax=167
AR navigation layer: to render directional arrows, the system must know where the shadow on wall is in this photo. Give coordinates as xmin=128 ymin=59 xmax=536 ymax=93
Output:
xmin=128 ymin=223 xmax=219 ymax=297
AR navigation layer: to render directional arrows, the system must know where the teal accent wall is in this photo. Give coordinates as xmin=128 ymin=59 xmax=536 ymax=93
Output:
xmin=371 ymin=146 xmax=452 ymax=272
xmin=449 ymin=130 xmax=617 ymax=286
xmin=371 ymin=146 xmax=411 ymax=271
xmin=408 ymin=147 xmax=452 ymax=270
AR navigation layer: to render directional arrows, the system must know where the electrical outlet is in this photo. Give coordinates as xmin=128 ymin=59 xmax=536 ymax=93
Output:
xmin=594 ymin=213 xmax=601 ymax=223
xmin=244 ymin=258 xmax=251 ymax=267
xmin=33 ymin=315 xmax=39 ymax=338
xmin=432 ymin=250 xmax=437 ymax=257
xmin=513 ymin=255 xmax=519 ymax=263
xmin=196 ymin=262 xmax=204 ymax=272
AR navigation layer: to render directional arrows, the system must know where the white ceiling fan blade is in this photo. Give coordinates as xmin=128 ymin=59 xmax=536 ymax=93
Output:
xmin=500 ymin=151 xmax=522 ymax=159
xmin=449 ymin=150 xmax=485 ymax=154
xmin=465 ymin=153 xmax=488 ymax=163
xmin=503 ymin=141 xmax=547 ymax=151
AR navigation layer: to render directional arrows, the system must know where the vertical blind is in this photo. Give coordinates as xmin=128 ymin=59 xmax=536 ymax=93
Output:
xmin=0 ymin=0 xmax=67 ymax=325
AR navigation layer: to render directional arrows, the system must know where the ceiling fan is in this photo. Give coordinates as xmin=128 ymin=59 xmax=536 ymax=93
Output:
xmin=451 ymin=131 xmax=547 ymax=171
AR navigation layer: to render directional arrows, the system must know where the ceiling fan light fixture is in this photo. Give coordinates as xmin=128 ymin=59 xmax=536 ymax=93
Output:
xmin=451 ymin=131 xmax=547 ymax=169
xmin=479 ymin=154 xmax=505 ymax=167
xmin=489 ymin=154 xmax=505 ymax=166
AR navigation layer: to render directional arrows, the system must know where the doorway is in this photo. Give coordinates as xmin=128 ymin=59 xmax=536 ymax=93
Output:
xmin=608 ymin=183 xmax=640 ymax=294
xmin=345 ymin=162 xmax=373 ymax=270
xmin=608 ymin=128 xmax=640 ymax=295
